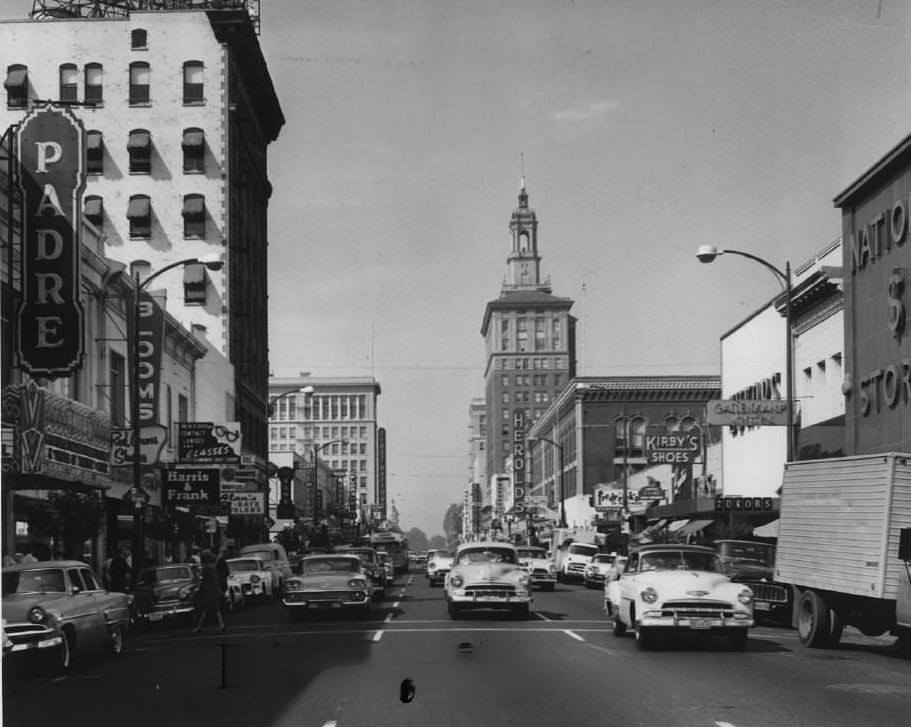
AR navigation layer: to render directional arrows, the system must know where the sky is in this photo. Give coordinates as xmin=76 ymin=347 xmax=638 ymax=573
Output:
xmin=2 ymin=0 xmax=910 ymax=538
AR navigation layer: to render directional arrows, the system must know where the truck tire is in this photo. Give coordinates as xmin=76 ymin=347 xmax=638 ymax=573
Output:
xmin=797 ymin=590 xmax=833 ymax=647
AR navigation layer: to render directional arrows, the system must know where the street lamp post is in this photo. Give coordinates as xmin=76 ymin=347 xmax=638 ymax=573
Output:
xmin=528 ymin=435 xmax=567 ymax=528
xmin=696 ymin=245 xmax=795 ymax=461
xmin=310 ymin=438 xmax=348 ymax=529
xmin=128 ymin=256 xmax=223 ymax=582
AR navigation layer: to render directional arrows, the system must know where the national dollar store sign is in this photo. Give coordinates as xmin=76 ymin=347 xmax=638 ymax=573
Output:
xmin=17 ymin=104 xmax=86 ymax=377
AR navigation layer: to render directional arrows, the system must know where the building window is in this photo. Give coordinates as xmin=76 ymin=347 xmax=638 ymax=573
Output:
xmin=131 ymin=28 xmax=148 ymax=50
xmin=127 ymin=129 xmax=151 ymax=173
xmin=59 ymin=64 xmax=77 ymax=102
xmin=501 ymin=375 xmax=509 ymax=387
xmin=5 ymin=64 xmax=28 ymax=108
xmin=86 ymin=130 xmax=104 ymax=174
xmin=129 ymin=61 xmax=150 ymax=105
xmin=183 ymin=61 xmax=204 ymax=104
xmin=500 ymin=319 xmax=510 ymax=351
xmin=535 ymin=318 xmax=546 ymax=351
xmin=552 ymin=318 xmax=562 ymax=350
xmin=182 ymin=127 xmax=205 ymax=173
xmin=84 ymin=63 xmax=103 ymax=104
xmin=83 ymin=195 xmax=103 ymax=227
xmin=182 ymin=194 xmax=205 ymax=238
xmin=177 ymin=393 xmax=188 ymax=448
xmin=110 ymin=351 xmax=125 ymax=426
xmin=517 ymin=319 xmax=528 ymax=352
xmin=127 ymin=194 xmax=151 ymax=238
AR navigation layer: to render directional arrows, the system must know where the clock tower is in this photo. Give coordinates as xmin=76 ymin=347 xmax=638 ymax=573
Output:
xmin=507 ymin=179 xmax=542 ymax=288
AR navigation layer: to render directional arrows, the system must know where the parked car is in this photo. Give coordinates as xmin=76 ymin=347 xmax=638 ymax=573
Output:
xmin=1 ymin=560 xmax=130 ymax=673
xmin=444 ymin=542 xmax=533 ymax=619
xmin=334 ymin=546 xmax=387 ymax=597
xmin=238 ymin=543 xmax=293 ymax=596
xmin=714 ymin=539 xmax=791 ymax=626
xmin=583 ymin=553 xmax=627 ymax=589
xmin=516 ymin=546 xmax=557 ymax=590
xmin=132 ymin=564 xmax=200 ymax=625
xmin=605 ymin=544 xmax=754 ymax=650
xmin=426 ymin=549 xmax=454 ymax=586
xmin=281 ymin=554 xmax=373 ymax=620
xmin=227 ymin=557 xmax=274 ymax=602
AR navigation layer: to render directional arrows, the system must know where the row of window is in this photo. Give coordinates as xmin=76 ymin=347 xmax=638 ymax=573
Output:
xmin=496 ymin=357 xmax=565 ymax=371
xmin=501 ymin=317 xmax=563 ymax=352
xmin=84 ymin=193 xmax=207 ymax=239
xmin=502 ymin=391 xmax=550 ymax=404
xmin=270 ymin=396 xmax=371 ymax=422
xmin=84 ymin=128 xmax=207 ymax=175
xmin=501 ymin=374 xmax=560 ymax=387
xmin=4 ymin=61 xmax=206 ymax=108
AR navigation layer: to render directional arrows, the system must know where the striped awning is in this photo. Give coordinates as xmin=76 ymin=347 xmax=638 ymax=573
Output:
xmin=4 ymin=68 xmax=27 ymax=90
xmin=126 ymin=196 xmax=150 ymax=219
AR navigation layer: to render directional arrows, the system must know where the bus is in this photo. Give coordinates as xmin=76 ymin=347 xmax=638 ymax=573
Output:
xmin=369 ymin=531 xmax=410 ymax=573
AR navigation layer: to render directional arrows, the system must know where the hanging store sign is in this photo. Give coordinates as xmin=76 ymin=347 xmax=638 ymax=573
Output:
xmin=16 ymin=104 xmax=86 ymax=378
xmin=163 ymin=467 xmax=219 ymax=504
xmin=644 ymin=426 xmax=701 ymax=464
xmin=706 ymin=399 xmax=789 ymax=427
xmin=127 ymin=289 xmax=165 ymax=425
xmin=110 ymin=424 xmax=168 ymax=466
xmin=220 ymin=491 xmax=265 ymax=516
xmin=377 ymin=427 xmax=387 ymax=520
xmin=512 ymin=411 xmax=526 ymax=514
xmin=178 ymin=421 xmax=242 ymax=463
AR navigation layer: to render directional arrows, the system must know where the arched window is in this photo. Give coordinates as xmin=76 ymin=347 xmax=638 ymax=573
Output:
xmin=131 ymin=29 xmax=148 ymax=50
xmin=129 ymin=61 xmax=150 ymax=105
xmin=84 ymin=63 xmax=103 ymax=104
xmin=181 ymin=127 xmax=205 ymax=173
xmin=127 ymin=129 xmax=151 ymax=174
xmin=86 ymin=130 xmax=104 ymax=174
xmin=83 ymin=195 xmax=103 ymax=227
xmin=59 ymin=63 xmax=77 ymax=102
xmin=182 ymin=194 xmax=206 ymax=238
xmin=183 ymin=61 xmax=204 ymax=104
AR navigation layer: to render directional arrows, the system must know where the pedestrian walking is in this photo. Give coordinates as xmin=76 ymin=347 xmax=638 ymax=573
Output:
xmin=191 ymin=550 xmax=226 ymax=633
xmin=108 ymin=546 xmax=132 ymax=593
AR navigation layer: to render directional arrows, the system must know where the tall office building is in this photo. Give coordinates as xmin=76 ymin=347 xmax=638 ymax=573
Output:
xmin=480 ymin=182 xmax=576 ymax=481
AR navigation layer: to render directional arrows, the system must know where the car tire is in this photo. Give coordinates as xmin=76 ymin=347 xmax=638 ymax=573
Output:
xmin=636 ymin=626 xmax=657 ymax=650
xmin=108 ymin=623 xmax=125 ymax=656
xmin=448 ymin=602 xmax=461 ymax=620
xmin=46 ymin=627 xmax=73 ymax=675
xmin=797 ymin=590 xmax=833 ymax=648
xmin=611 ymin=609 xmax=627 ymax=637
xmin=727 ymin=629 xmax=748 ymax=651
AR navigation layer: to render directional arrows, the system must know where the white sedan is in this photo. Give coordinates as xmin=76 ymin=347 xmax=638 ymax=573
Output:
xmin=444 ymin=542 xmax=533 ymax=619
xmin=226 ymin=557 xmax=274 ymax=603
xmin=605 ymin=544 xmax=754 ymax=650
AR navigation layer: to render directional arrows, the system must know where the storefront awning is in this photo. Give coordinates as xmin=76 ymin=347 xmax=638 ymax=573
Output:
xmin=752 ymin=519 xmax=779 ymax=538
xmin=667 ymin=519 xmax=690 ymax=532
xmin=676 ymin=518 xmax=716 ymax=536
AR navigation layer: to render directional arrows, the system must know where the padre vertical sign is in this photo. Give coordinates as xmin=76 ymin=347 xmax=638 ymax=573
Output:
xmin=512 ymin=410 xmax=526 ymax=515
xmin=16 ymin=104 xmax=86 ymax=377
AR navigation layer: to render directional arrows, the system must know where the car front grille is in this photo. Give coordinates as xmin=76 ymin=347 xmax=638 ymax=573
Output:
xmin=741 ymin=582 xmax=788 ymax=603
xmin=465 ymin=584 xmax=516 ymax=597
xmin=3 ymin=622 xmax=56 ymax=643
xmin=532 ymin=568 xmax=551 ymax=577
xmin=660 ymin=600 xmax=736 ymax=619
xmin=567 ymin=563 xmax=586 ymax=573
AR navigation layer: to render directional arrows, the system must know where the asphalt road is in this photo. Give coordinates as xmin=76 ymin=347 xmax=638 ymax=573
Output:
xmin=4 ymin=572 xmax=910 ymax=727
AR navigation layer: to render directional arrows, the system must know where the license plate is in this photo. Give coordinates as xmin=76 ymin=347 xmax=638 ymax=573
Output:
xmin=754 ymin=601 xmax=770 ymax=611
xmin=148 ymin=612 xmax=164 ymax=622
xmin=310 ymin=602 xmax=340 ymax=609
xmin=688 ymin=619 xmax=711 ymax=629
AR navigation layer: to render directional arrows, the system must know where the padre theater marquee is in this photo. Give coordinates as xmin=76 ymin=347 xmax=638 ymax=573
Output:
xmin=16 ymin=104 xmax=86 ymax=377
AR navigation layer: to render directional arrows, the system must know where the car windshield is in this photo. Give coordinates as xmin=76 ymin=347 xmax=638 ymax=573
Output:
xmin=457 ymin=548 xmax=517 ymax=565
xmin=569 ymin=544 xmax=598 ymax=556
xmin=430 ymin=551 xmax=452 ymax=559
xmin=301 ymin=558 xmax=361 ymax=575
xmin=720 ymin=542 xmax=774 ymax=566
xmin=228 ymin=559 xmax=263 ymax=572
xmin=2 ymin=568 xmax=66 ymax=593
xmin=517 ymin=549 xmax=546 ymax=559
xmin=592 ymin=555 xmax=615 ymax=564
xmin=242 ymin=550 xmax=274 ymax=562
xmin=639 ymin=551 xmax=723 ymax=573
xmin=141 ymin=566 xmax=193 ymax=584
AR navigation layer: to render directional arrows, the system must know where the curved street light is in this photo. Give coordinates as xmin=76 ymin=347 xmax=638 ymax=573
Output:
xmin=267 ymin=384 xmax=313 ymax=417
xmin=527 ymin=435 xmax=567 ymax=528
xmin=696 ymin=245 xmax=795 ymax=462
xmin=129 ymin=255 xmax=223 ymax=582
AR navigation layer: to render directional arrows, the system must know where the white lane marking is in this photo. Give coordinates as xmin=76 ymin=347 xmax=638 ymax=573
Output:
xmin=371 ymin=630 xmax=383 ymax=642
xmin=715 ymin=723 xmax=738 ymax=727
xmin=563 ymin=630 xmax=585 ymax=642
xmin=322 ymin=722 xmax=338 ymax=727
xmin=393 ymin=601 xmax=401 ymax=608
xmin=582 ymin=642 xmax=620 ymax=657
xmin=534 ymin=611 xmax=551 ymax=622
xmin=384 ymin=613 xmax=394 ymax=623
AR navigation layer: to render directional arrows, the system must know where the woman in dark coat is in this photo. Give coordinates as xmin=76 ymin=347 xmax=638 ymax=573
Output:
xmin=192 ymin=550 xmax=226 ymax=633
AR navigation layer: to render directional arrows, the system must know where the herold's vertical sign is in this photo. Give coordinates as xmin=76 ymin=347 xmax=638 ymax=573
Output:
xmin=512 ymin=410 xmax=526 ymax=515
xmin=16 ymin=104 xmax=86 ymax=378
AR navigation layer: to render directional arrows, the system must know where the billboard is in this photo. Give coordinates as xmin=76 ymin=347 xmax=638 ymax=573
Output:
xmin=178 ymin=421 xmax=242 ymax=463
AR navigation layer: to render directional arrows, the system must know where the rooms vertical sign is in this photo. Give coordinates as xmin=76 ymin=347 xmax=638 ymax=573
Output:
xmin=16 ymin=105 xmax=86 ymax=377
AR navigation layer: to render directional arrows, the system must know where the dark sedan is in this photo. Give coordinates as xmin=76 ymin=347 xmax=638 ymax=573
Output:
xmin=131 ymin=564 xmax=200 ymax=625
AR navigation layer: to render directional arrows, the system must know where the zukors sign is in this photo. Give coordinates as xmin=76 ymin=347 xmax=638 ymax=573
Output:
xmin=16 ymin=104 xmax=86 ymax=377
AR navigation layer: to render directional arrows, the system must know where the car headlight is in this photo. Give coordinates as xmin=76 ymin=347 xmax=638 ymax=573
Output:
xmin=548 ymin=564 xmax=556 ymax=573
xmin=518 ymin=573 xmax=531 ymax=588
xmin=348 ymin=578 xmax=367 ymax=589
xmin=450 ymin=574 xmax=464 ymax=588
xmin=738 ymin=589 xmax=753 ymax=605
xmin=27 ymin=606 xmax=47 ymax=624
xmin=428 ymin=561 xmax=436 ymax=570
xmin=251 ymin=575 xmax=260 ymax=583
xmin=284 ymin=580 xmax=302 ymax=592
xmin=640 ymin=587 xmax=659 ymax=604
